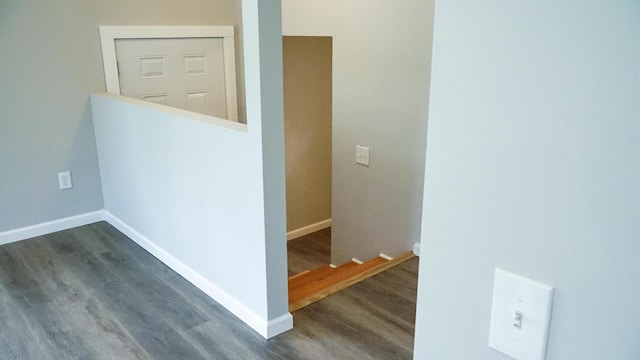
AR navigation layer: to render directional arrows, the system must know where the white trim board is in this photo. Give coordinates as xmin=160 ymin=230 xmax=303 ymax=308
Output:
xmin=104 ymin=211 xmax=292 ymax=339
xmin=413 ymin=242 xmax=421 ymax=257
xmin=287 ymin=219 xmax=332 ymax=241
xmin=0 ymin=211 xmax=104 ymax=246
xmin=94 ymin=93 xmax=246 ymax=133
xmin=98 ymin=25 xmax=239 ymax=122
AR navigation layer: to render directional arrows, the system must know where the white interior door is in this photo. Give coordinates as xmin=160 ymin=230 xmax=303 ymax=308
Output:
xmin=115 ymin=37 xmax=228 ymax=119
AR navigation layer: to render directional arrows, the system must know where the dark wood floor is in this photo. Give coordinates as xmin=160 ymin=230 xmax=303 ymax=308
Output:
xmin=0 ymin=222 xmax=417 ymax=359
xmin=287 ymin=227 xmax=331 ymax=276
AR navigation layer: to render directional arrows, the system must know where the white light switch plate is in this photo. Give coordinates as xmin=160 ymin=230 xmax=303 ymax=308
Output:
xmin=355 ymin=145 xmax=370 ymax=166
xmin=489 ymin=269 xmax=554 ymax=360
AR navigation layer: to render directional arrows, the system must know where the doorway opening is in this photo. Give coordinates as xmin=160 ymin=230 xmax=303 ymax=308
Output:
xmin=283 ymin=35 xmax=333 ymax=309
xmin=283 ymin=36 xmax=333 ymax=244
xmin=283 ymin=36 xmax=415 ymax=311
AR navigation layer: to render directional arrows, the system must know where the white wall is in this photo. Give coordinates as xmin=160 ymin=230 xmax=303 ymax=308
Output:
xmin=415 ymin=1 xmax=640 ymax=359
xmin=282 ymin=1 xmax=434 ymax=264
xmin=0 ymin=0 xmax=236 ymax=233
xmin=92 ymin=0 xmax=289 ymax=338
xmin=248 ymin=0 xmax=289 ymax=325
xmin=92 ymin=94 xmax=290 ymax=338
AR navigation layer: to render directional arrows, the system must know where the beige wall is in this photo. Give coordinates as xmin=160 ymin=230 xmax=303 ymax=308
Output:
xmin=283 ymin=36 xmax=332 ymax=232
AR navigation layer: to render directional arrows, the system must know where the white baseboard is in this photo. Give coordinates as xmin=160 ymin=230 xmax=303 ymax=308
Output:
xmin=0 ymin=211 xmax=105 ymax=246
xmin=0 ymin=210 xmax=293 ymax=338
xmin=104 ymin=211 xmax=292 ymax=339
xmin=287 ymin=218 xmax=331 ymax=241
xmin=413 ymin=242 xmax=421 ymax=257
xmin=266 ymin=313 xmax=294 ymax=338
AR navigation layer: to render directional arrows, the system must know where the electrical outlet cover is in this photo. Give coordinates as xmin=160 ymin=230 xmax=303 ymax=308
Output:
xmin=58 ymin=171 xmax=73 ymax=190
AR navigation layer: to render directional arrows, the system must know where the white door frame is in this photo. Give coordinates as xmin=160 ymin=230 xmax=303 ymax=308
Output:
xmin=99 ymin=26 xmax=238 ymax=122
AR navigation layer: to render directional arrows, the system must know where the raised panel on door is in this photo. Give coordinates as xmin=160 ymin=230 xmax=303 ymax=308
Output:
xmin=115 ymin=37 xmax=228 ymax=119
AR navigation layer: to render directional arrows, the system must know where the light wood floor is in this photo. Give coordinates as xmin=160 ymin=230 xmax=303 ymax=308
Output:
xmin=288 ymin=228 xmax=415 ymax=312
xmin=0 ymin=222 xmax=417 ymax=359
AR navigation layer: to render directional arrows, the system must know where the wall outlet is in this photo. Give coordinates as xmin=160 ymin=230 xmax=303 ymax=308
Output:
xmin=58 ymin=171 xmax=73 ymax=190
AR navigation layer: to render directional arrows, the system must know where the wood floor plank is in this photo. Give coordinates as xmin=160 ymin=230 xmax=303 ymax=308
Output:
xmin=287 ymin=269 xmax=311 ymax=281
xmin=289 ymin=253 xmax=415 ymax=312
xmin=288 ymin=261 xmax=358 ymax=290
xmin=0 ymin=222 xmax=418 ymax=359
xmin=288 ymin=264 xmax=333 ymax=288
xmin=288 ymin=259 xmax=369 ymax=303
xmin=287 ymin=228 xmax=331 ymax=276
xmin=56 ymin=234 xmax=209 ymax=359
xmin=15 ymin=233 xmax=152 ymax=360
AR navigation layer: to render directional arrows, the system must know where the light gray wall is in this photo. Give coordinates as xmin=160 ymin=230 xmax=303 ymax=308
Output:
xmin=0 ymin=0 xmax=236 ymax=232
xmin=251 ymin=0 xmax=289 ymax=325
xmin=415 ymin=1 xmax=640 ymax=359
xmin=282 ymin=0 xmax=435 ymax=264
xmin=91 ymin=0 xmax=290 ymax=338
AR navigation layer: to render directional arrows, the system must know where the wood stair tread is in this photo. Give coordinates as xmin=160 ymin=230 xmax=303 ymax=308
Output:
xmin=288 ymin=261 xmax=359 ymax=289
xmin=288 ymin=257 xmax=386 ymax=300
xmin=288 ymin=251 xmax=415 ymax=312
xmin=288 ymin=269 xmax=311 ymax=281
xmin=289 ymin=265 xmax=332 ymax=285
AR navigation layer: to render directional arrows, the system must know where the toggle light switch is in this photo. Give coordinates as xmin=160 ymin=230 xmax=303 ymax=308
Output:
xmin=489 ymin=269 xmax=554 ymax=360
xmin=512 ymin=310 xmax=523 ymax=329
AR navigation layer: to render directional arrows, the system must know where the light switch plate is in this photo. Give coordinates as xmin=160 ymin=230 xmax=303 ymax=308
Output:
xmin=489 ymin=269 xmax=554 ymax=360
xmin=355 ymin=145 xmax=370 ymax=166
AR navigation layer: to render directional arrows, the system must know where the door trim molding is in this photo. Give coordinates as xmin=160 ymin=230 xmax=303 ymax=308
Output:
xmin=99 ymin=26 xmax=238 ymax=121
